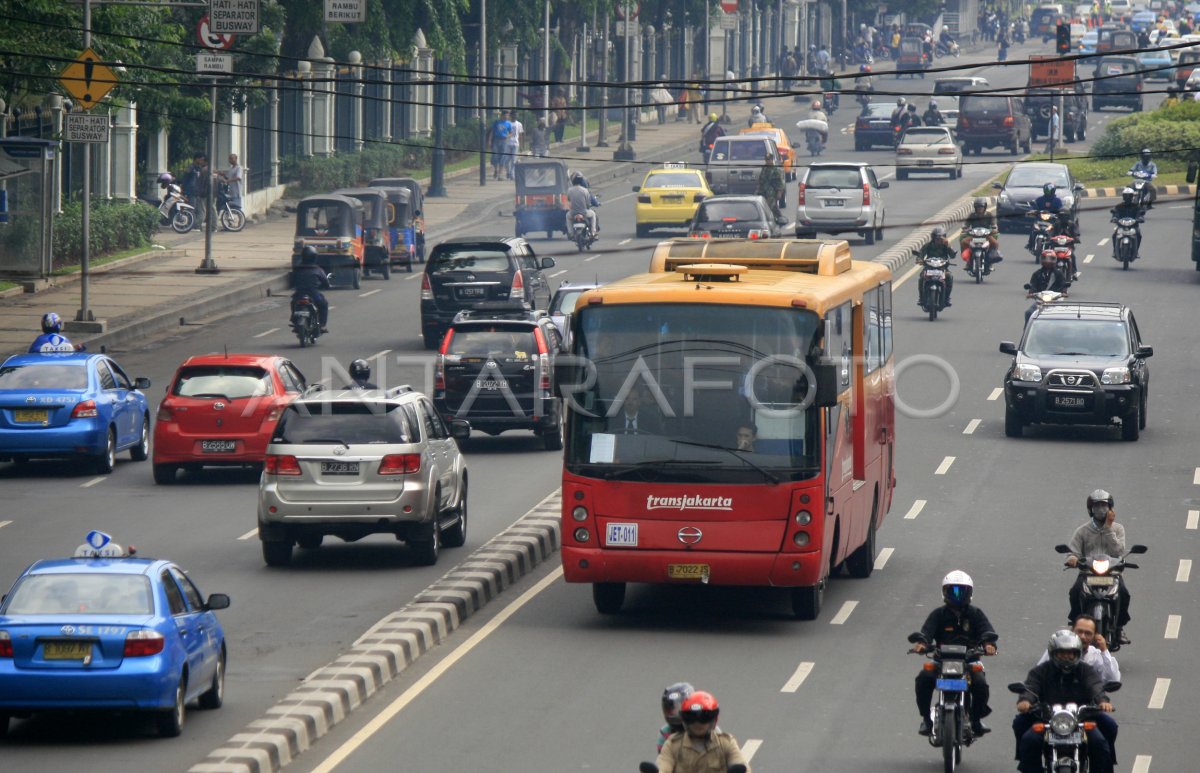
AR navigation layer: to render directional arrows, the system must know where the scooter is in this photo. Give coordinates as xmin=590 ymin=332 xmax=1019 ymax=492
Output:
xmin=1055 ymin=543 xmax=1147 ymax=652
xmin=909 ymin=636 xmax=989 ymax=773
xmin=290 ymin=293 xmax=324 ymax=348
xmin=157 ymin=183 xmax=196 ymax=234
xmin=570 ymin=212 xmax=597 ymax=252
xmin=919 ymin=256 xmax=951 ymax=321
xmin=1049 ymin=233 xmax=1077 ymax=283
xmin=935 ymin=39 xmax=961 ymax=58
xmin=962 ymin=226 xmax=995 ymax=284
xmin=1006 ymin=681 xmax=1122 ymax=773
xmin=1128 ymin=170 xmax=1156 ymax=209
xmin=1028 ymin=211 xmax=1058 ymax=260
xmin=1111 ymin=213 xmax=1143 ymax=270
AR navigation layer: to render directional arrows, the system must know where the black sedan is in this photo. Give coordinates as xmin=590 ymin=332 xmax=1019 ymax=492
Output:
xmin=993 ymin=162 xmax=1084 ymax=232
xmin=687 ymin=195 xmax=791 ymax=239
xmin=853 ymin=102 xmax=898 ymax=151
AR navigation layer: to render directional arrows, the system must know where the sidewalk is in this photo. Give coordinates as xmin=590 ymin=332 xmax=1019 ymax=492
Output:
xmin=0 ymin=110 xmax=716 ymax=357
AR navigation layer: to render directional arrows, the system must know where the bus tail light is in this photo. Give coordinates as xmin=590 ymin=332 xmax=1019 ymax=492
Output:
xmin=571 ymin=506 xmax=589 ymax=521
xmin=573 ymin=528 xmax=590 ymax=542
xmin=793 ymin=532 xmax=810 ymax=546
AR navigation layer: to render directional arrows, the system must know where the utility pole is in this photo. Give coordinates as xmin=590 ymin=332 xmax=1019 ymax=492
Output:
xmin=195 ymin=77 xmax=220 ymax=273
xmin=479 ymin=0 xmax=487 ymax=186
xmin=598 ymin=13 xmax=609 ymax=147
xmin=74 ymin=0 xmax=95 ymax=324
xmin=614 ymin=0 xmax=636 ymax=160
xmin=577 ymin=23 xmax=590 ymax=152
xmin=543 ymin=0 xmax=551 ymax=128
xmin=429 ymin=58 xmax=447 ymax=196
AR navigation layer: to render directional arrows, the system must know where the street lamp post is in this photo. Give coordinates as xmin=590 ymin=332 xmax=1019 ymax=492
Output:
xmin=577 ymin=24 xmax=590 ymax=152
xmin=598 ymin=15 xmax=609 ymax=147
xmin=429 ymin=58 xmax=447 ymax=197
xmin=614 ymin=0 xmax=636 ymax=160
xmin=479 ymin=0 xmax=487 ymax=186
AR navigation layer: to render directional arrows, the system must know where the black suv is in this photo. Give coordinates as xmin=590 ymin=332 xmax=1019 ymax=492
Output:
xmin=999 ymin=302 xmax=1152 ymax=441
xmin=1092 ymin=56 xmax=1144 ymax=111
xmin=434 ymin=303 xmax=565 ymax=450
xmin=420 ymin=237 xmax=555 ymax=349
xmin=1025 ymin=88 xmax=1089 ymax=143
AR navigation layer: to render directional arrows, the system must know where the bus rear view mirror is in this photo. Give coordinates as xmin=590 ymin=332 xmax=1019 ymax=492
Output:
xmin=808 ymin=362 xmax=839 ymax=408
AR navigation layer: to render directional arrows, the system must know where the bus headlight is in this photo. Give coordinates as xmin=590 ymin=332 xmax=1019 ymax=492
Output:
xmin=793 ymin=532 xmax=810 ymax=546
xmin=794 ymin=510 xmax=812 ymax=525
xmin=572 ymin=506 xmax=588 ymax=522
xmin=573 ymin=528 xmax=590 ymax=542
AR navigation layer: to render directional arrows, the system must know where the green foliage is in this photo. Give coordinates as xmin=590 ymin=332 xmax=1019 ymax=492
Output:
xmin=1091 ymin=101 xmax=1200 ymax=161
xmin=52 ymin=200 xmax=158 ymax=270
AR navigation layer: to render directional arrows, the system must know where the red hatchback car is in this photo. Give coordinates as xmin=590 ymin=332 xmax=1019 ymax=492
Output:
xmin=152 ymin=354 xmax=309 ymax=484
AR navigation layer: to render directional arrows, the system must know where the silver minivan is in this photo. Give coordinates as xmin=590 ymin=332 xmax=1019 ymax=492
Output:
xmin=794 ymin=162 xmax=889 ymax=244
xmin=705 ymin=135 xmax=782 ymax=195
xmin=257 ymin=387 xmax=470 ymax=567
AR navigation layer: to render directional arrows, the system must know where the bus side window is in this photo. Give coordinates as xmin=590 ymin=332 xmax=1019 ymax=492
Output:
xmin=864 ymin=286 xmax=882 ymax=375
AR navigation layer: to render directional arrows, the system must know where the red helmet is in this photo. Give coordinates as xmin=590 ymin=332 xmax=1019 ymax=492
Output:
xmin=679 ymin=691 xmax=720 ymax=725
xmin=1040 ymin=250 xmax=1057 ymax=263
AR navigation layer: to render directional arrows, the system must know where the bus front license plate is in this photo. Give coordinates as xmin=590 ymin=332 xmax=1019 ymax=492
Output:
xmin=667 ymin=564 xmax=710 ymax=581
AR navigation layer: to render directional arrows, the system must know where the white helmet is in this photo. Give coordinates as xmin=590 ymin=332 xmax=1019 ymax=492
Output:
xmin=941 ymin=570 xmax=974 ymax=608
xmin=751 ymin=104 xmax=762 ymax=114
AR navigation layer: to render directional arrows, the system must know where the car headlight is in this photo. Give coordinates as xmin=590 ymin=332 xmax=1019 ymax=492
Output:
xmin=998 ymin=191 xmax=1011 ymax=204
xmin=1049 ymin=712 xmax=1078 ymax=737
xmin=1013 ymin=364 xmax=1042 ymax=382
xmin=1101 ymin=367 xmax=1131 ymax=384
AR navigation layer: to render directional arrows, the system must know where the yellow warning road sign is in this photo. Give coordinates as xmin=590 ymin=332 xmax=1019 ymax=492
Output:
xmin=59 ymin=48 xmax=118 ymax=111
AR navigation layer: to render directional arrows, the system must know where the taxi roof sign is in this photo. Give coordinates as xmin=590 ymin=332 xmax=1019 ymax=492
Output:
xmin=58 ymin=48 xmax=119 ymax=112
xmin=73 ymin=530 xmax=127 ymax=558
xmin=660 ymin=162 xmax=688 ymax=169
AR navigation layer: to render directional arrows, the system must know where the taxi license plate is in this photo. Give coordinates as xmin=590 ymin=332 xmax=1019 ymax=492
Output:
xmin=321 ymin=461 xmax=359 ymax=475
xmin=1086 ymin=575 xmax=1116 ymax=586
xmin=44 ymin=640 xmax=92 ymax=660
xmin=1053 ymin=395 xmax=1086 ymax=408
xmin=823 ymin=199 xmax=845 ymax=208
xmin=662 ymin=196 xmax=684 ymax=203
xmin=14 ymin=409 xmax=48 ymax=423
xmin=667 ymin=563 xmax=710 ymax=581
xmin=201 ymin=439 xmax=236 ymax=453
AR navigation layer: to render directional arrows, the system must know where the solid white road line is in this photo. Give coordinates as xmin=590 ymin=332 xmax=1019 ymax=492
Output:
xmin=1169 ymin=204 xmax=1190 ymax=209
xmin=1188 ymin=510 xmax=1199 ymax=530
xmin=404 ymin=273 xmax=421 ymax=280
xmin=988 ymin=387 xmax=1003 ymax=401
xmin=963 ymin=419 xmax=981 ymax=435
xmin=584 ymin=255 xmax=599 ymax=262
xmin=1131 ymin=755 xmax=1152 ymax=773
xmin=237 ymin=528 xmax=259 ymax=541
xmin=253 ymin=327 xmax=279 ymax=338
xmin=1147 ymin=678 xmax=1170 ymax=709
xmin=874 ymin=547 xmax=894 ymax=571
xmin=894 ymin=263 xmax=921 ymax=288
xmin=358 ymin=288 xmax=382 ymax=297
xmin=830 ymin=600 xmax=858 ymax=625
xmin=780 ymin=661 xmax=815 ymax=693
xmin=1083 ymin=253 xmax=1095 ymax=264
xmin=904 ymin=500 xmax=927 ymax=520
xmin=1177 ymin=559 xmax=1192 ymax=583
xmin=619 ymin=238 xmax=632 ymax=245
xmin=1165 ymin=615 xmax=1181 ymax=640
xmin=934 ymin=456 xmax=955 ymax=475
xmin=0 ymin=520 xmax=11 ymax=529
xmin=550 ymin=269 xmax=568 ymax=277
xmin=367 ymin=349 xmax=392 ymax=362
xmin=80 ymin=477 xmax=105 ymax=488
xmin=742 ymin=739 xmax=763 ymax=761
xmin=1097 ymin=237 xmax=1109 ymax=246
xmin=309 ymin=567 xmax=565 ymax=773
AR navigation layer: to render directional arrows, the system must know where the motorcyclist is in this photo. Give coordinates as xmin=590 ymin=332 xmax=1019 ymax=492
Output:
xmin=939 ymin=27 xmax=956 ymax=51
xmin=756 ymin=152 xmax=786 ymax=220
xmin=28 ymin=312 xmax=80 ymax=353
xmin=657 ymin=682 xmax=695 ymax=753
xmin=292 ymin=246 xmax=330 ymax=333
xmin=897 ymin=103 xmax=921 ymax=138
xmin=567 ymin=172 xmax=599 ymax=237
xmin=922 ymin=98 xmax=944 ymax=126
xmin=820 ymin=73 xmax=841 ymax=113
xmin=1027 ymin=183 xmax=1065 ymax=252
xmin=911 ymin=570 xmax=997 ymax=736
xmin=1109 ymin=189 xmax=1145 ymax=253
xmin=1013 ymin=630 xmax=1115 ymax=773
xmin=916 ymin=226 xmax=956 ymax=308
xmin=747 ymin=103 xmax=770 ymax=127
xmin=1025 ymin=251 xmax=1069 ymax=323
xmin=889 ymin=97 xmax=907 ymax=130
xmin=805 ymin=100 xmax=829 ymax=146
xmin=654 ymin=690 xmax=751 ymax=773
xmin=347 ymin=358 xmax=378 ymax=390
xmin=700 ymin=112 xmax=725 ymax=161
xmin=1066 ymin=490 xmax=1131 ymax=645
xmin=856 ymin=64 xmax=875 ymax=107
xmin=961 ymin=197 xmax=1004 ymax=274
xmin=1130 ymin=148 xmax=1158 ymax=207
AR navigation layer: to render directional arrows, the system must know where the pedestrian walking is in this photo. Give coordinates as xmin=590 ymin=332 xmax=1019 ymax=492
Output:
xmin=651 ymin=81 xmax=673 ymax=124
xmin=505 ymin=110 xmax=523 ymax=179
xmin=530 ymin=117 xmax=550 ymax=157
xmin=485 ymin=111 xmax=511 ymax=180
xmin=687 ymin=74 xmax=703 ymax=123
xmin=997 ymin=31 xmax=1010 ymax=62
xmin=550 ymin=90 xmax=568 ymax=142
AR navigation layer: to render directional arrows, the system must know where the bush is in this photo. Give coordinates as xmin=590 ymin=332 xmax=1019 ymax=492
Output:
xmin=1091 ymin=102 xmax=1200 ymax=161
xmin=52 ymin=200 xmax=159 ymax=270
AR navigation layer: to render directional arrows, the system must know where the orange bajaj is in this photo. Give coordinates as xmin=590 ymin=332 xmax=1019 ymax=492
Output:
xmin=292 ymin=194 xmax=365 ymax=289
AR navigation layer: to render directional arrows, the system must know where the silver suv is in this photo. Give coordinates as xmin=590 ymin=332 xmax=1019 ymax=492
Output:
xmin=257 ymin=386 xmax=470 ymax=567
xmin=795 ymin=162 xmax=889 ymax=244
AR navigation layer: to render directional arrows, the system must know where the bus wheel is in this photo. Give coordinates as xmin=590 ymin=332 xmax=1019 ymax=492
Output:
xmin=845 ymin=511 xmax=877 ymax=579
xmin=592 ymin=582 xmax=626 ymax=614
xmin=791 ymin=581 xmax=823 ymax=621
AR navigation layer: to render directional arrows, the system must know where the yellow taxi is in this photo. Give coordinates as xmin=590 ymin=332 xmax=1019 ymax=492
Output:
xmin=632 ymin=163 xmax=713 ymax=238
xmin=738 ymin=123 xmax=796 ymax=181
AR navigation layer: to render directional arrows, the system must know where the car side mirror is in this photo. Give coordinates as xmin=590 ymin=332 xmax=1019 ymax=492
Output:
xmin=632 ymin=186 xmax=640 ymax=192
xmin=877 ymin=181 xmax=890 ymax=189
xmin=992 ymin=181 xmax=1003 ymax=189
xmin=999 ymin=341 xmax=1018 ymax=355
xmin=205 ymin=593 xmax=231 ymax=610
xmin=1074 ymin=183 xmax=1085 ymax=191
xmin=1054 ymin=543 xmax=1071 ymax=554
xmin=540 ymin=257 xmax=556 ymax=269
xmin=807 ymin=362 xmax=840 ymax=408
xmin=1129 ymin=544 xmax=1148 ymax=554
xmin=1136 ymin=344 xmax=1153 ymax=358
xmin=775 ymin=215 xmax=789 ymax=225
xmin=907 ymin=632 xmax=923 ymax=644
xmin=134 ymin=377 xmax=152 ymax=390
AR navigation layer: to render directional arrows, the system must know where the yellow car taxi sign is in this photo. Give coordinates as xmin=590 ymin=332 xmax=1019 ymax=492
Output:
xmin=661 ymin=162 xmax=689 ymax=169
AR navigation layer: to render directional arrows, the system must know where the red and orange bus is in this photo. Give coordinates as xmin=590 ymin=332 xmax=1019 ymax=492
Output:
xmin=559 ymin=239 xmax=895 ymax=619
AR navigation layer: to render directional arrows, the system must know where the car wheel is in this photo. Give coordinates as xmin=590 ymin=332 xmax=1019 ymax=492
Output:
xmin=592 ymin=582 xmax=626 ymax=614
xmin=1139 ymin=392 xmax=1147 ymax=430
xmin=1005 ymin=407 xmax=1024 ymax=438
xmin=296 ymin=534 xmax=323 ymax=550
xmin=442 ymin=481 xmax=468 ymax=548
xmin=381 ymin=262 xmax=391 ymax=280
xmin=855 ymin=140 xmax=865 ymax=151
xmin=261 ymin=540 xmax=293 ymax=567
xmin=130 ymin=416 xmax=149 ymax=461
xmin=864 ymin=226 xmax=876 ymax=245
xmin=156 ymin=677 xmax=186 ymax=737
xmin=351 ymin=269 xmax=361 ymax=290
xmin=153 ymin=463 xmax=177 ymax=485
xmin=94 ymin=428 xmax=116 ymax=474
xmin=791 ymin=581 xmax=824 ymax=620
xmin=0 ymin=713 xmax=8 ymax=739
xmin=1121 ymin=403 xmax=1140 ymax=441
xmin=410 ymin=501 xmax=441 ymax=566
xmin=198 ymin=650 xmax=225 ymax=710
xmin=1009 ymin=140 xmax=1019 ymax=156
xmin=635 ymin=224 xmax=649 ymax=238
xmin=542 ymin=422 xmax=563 ymax=451
xmin=845 ymin=510 xmax=877 ymax=579
xmin=795 ymin=230 xmax=813 ymax=239
xmin=875 ymin=220 xmax=885 ymax=240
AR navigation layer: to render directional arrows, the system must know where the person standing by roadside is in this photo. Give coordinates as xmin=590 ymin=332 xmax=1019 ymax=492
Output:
xmin=505 ymin=110 xmax=523 ymax=180
xmin=651 ymin=81 xmax=673 ymax=124
xmin=687 ymin=74 xmax=703 ymax=123
xmin=550 ymin=90 xmax=568 ymax=142
xmin=1045 ymin=105 xmax=1061 ymax=155
xmin=189 ymin=153 xmax=211 ymax=231
xmin=218 ymin=153 xmax=244 ymax=212
xmin=530 ymin=117 xmax=550 ymax=157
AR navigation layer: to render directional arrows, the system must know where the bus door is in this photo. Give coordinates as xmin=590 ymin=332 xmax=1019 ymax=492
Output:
xmin=823 ymin=301 xmax=854 ymax=565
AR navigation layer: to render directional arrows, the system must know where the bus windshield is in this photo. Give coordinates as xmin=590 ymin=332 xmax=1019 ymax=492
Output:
xmin=565 ymin=303 xmax=822 ymax=483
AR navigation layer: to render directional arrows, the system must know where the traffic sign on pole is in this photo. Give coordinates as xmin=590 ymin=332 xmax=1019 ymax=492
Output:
xmin=210 ymin=0 xmax=259 ymax=35
xmin=198 ymin=16 xmax=236 ymax=49
xmin=64 ymin=113 xmax=110 ymax=143
xmin=720 ymin=0 xmax=738 ymax=13
xmin=58 ymin=48 xmax=118 ymax=112
xmin=196 ymin=53 xmax=234 ymax=74
xmin=325 ymin=0 xmax=366 ymax=23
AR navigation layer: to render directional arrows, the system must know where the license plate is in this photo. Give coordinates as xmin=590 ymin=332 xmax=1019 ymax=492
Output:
xmin=823 ymin=199 xmax=845 ymax=208
xmin=937 ymin=678 xmax=968 ymax=692
xmin=14 ymin=409 xmax=48 ymax=423
xmin=918 ymin=160 xmax=934 ymax=166
xmin=667 ymin=563 xmax=710 ymax=580
xmin=924 ymin=270 xmax=945 ymax=279
xmin=476 ymin=380 xmax=509 ymax=391
xmin=1053 ymin=395 xmax=1086 ymax=408
xmin=458 ymin=287 xmax=485 ymax=297
xmin=201 ymin=439 xmax=237 ymax=453
xmin=605 ymin=523 xmax=638 ymax=546
xmin=320 ymin=461 xmax=359 ymax=475
xmin=662 ymin=196 xmax=684 ymax=203
xmin=1086 ymin=575 xmax=1116 ymax=586
xmin=43 ymin=640 xmax=92 ymax=660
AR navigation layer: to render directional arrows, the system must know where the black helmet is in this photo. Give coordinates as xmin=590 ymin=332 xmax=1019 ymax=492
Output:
xmin=661 ymin=682 xmax=695 ymax=730
xmin=41 ymin=312 xmax=63 ymax=334
xmin=571 ymin=173 xmax=585 ymax=186
xmin=1047 ymin=629 xmax=1083 ymax=673
xmin=300 ymin=245 xmax=320 ymax=265
xmin=157 ymin=172 xmax=174 ymax=188
xmin=1086 ymin=489 xmax=1114 ymax=519
xmin=1042 ymin=183 xmax=1057 ymax=197
xmin=1140 ymin=147 xmax=1151 ymax=163
xmin=349 ymin=358 xmax=371 ymax=383
xmin=973 ymin=197 xmax=988 ymax=211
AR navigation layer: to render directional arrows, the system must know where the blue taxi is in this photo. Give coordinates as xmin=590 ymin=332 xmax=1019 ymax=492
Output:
xmin=0 ymin=353 xmax=151 ymax=473
xmin=0 ymin=532 xmax=230 ymax=738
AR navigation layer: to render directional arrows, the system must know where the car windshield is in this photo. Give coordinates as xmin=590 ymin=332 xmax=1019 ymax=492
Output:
xmin=1023 ymin=320 xmax=1130 ymax=357
xmin=902 ymin=129 xmax=951 ymax=144
xmin=864 ymin=104 xmax=893 ymax=117
xmin=429 ymin=249 xmax=511 ymax=274
xmin=806 ymin=168 xmax=863 ymax=188
xmin=1007 ymin=167 xmax=1071 ymax=188
xmin=565 ymin=303 xmax=821 ymax=483
xmin=645 ymin=172 xmax=703 ymax=188
xmin=445 ymin=326 xmax=537 ymax=359
xmin=696 ymin=201 xmax=763 ymax=222
xmin=961 ymin=95 xmax=1010 ymax=114
xmin=5 ymin=574 xmax=153 ymax=615
xmin=0 ymin=363 xmax=88 ymax=390
xmin=297 ymin=203 xmax=352 ymax=236
xmin=1097 ymin=59 xmax=1136 ymax=75
xmin=551 ymin=289 xmax=588 ymax=316
xmin=274 ymin=402 xmax=417 ymax=444
xmin=173 ymin=366 xmax=271 ymax=399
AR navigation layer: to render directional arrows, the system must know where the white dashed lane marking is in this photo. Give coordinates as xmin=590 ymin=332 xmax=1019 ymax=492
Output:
xmin=253 ymin=327 xmax=279 ymax=338
xmin=358 ymin=288 xmax=382 ymax=297
xmin=963 ymin=419 xmax=981 ymax=435
xmin=0 ymin=520 xmax=11 ymax=529
xmin=584 ymin=255 xmax=599 ymax=262
xmin=894 ymin=263 xmax=921 ymax=288
xmin=619 ymin=238 xmax=632 ymax=245
xmin=904 ymin=500 xmax=927 ymax=520
xmin=988 ymin=387 xmax=1003 ymax=401
xmin=742 ymin=739 xmax=763 ymax=761
xmin=80 ymin=477 xmax=105 ymax=488
xmin=237 ymin=528 xmax=259 ymax=541
xmin=1147 ymin=678 xmax=1170 ymax=709
xmin=1194 ymin=468 xmax=1200 ymax=485
xmin=874 ymin=547 xmax=894 ymax=571
xmin=550 ymin=270 xmax=568 ymax=277
xmin=934 ymin=456 xmax=955 ymax=475
xmin=1165 ymin=615 xmax=1181 ymax=640
xmin=404 ymin=273 xmax=421 ymax=280
xmin=829 ymin=600 xmax=858 ymax=625
xmin=780 ymin=661 xmax=815 ymax=693
xmin=1083 ymin=253 xmax=1095 ymax=264
xmin=1131 ymin=755 xmax=1152 ymax=773
xmin=1176 ymin=559 xmax=1191 ymax=582
xmin=1188 ymin=510 xmax=1199 ymax=530
xmin=367 ymin=349 xmax=392 ymax=362
xmin=1098 ymin=237 xmax=1109 ymax=246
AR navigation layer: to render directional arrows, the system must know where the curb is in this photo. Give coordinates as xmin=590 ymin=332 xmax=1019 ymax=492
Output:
xmin=188 ymin=495 xmax=562 ymax=773
xmin=1079 ymin=183 xmax=1194 ymax=199
xmin=873 ymin=195 xmax=977 ymax=276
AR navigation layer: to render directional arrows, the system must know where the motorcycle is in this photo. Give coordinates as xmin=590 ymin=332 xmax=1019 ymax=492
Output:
xmin=919 ymin=256 xmax=951 ymax=321
xmin=1049 ymin=234 xmax=1077 ymax=283
xmin=1028 ymin=211 xmax=1058 ymax=260
xmin=935 ymin=39 xmax=961 ymax=58
xmin=871 ymin=40 xmax=893 ymax=61
xmin=909 ymin=635 xmax=988 ymax=773
xmin=215 ymin=181 xmax=246 ymax=232
xmin=1006 ymin=682 xmax=1122 ymax=773
xmin=1128 ymin=170 xmax=1156 ymax=209
xmin=1111 ymin=213 xmax=1143 ymax=270
xmin=823 ymin=91 xmax=839 ymax=115
xmin=1013 ymin=24 xmax=1027 ymax=44
xmin=289 ymin=292 xmax=324 ymax=347
xmin=157 ymin=183 xmax=196 ymax=234
xmin=1055 ymin=543 xmax=1147 ymax=652
xmin=1025 ymin=287 xmax=1066 ymax=325
xmin=962 ymin=226 xmax=995 ymax=284
xmin=570 ymin=212 xmax=597 ymax=252
xmin=806 ymin=129 xmax=825 ymax=157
